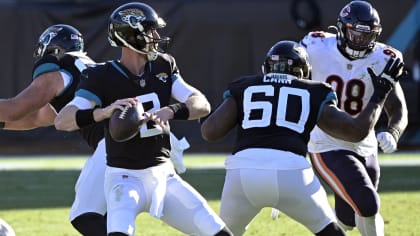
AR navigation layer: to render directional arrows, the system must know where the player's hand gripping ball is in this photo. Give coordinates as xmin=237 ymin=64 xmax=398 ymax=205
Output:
xmin=109 ymin=102 xmax=145 ymax=142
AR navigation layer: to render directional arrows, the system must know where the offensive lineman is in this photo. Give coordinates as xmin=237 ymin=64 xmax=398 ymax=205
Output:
xmin=201 ymin=40 xmax=403 ymax=235
xmin=0 ymin=24 xmax=107 ymax=235
xmin=54 ymin=2 xmax=232 ymax=236
xmin=301 ymin=1 xmax=408 ymax=235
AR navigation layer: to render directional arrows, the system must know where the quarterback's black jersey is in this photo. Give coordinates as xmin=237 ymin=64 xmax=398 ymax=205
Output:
xmin=32 ymin=53 xmax=104 ymax=149
xmin=76 ymin=53 xmax=180 ymax=169
xmin=226 ymin=73 xmax=337 ymax=156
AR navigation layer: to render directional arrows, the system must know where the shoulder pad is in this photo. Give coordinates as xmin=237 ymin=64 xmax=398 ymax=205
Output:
xmin=301 ymin=31 xmax=335 ymax=48
xmin=32 ymin=54 xmax=62 ymax=79
xmin=373 ymin=42 xmax=404 ymax=61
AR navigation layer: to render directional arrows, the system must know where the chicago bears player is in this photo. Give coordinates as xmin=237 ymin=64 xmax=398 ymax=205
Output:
xmin=0 ymin=25 xmax=108 ymax=235
xmin=54 ymin=2 xmax=232 ymax=236
xmin=300 ymin=1 xmax=408 ymax=235
xmin=201 ymin=40 xmax=401 ymax=236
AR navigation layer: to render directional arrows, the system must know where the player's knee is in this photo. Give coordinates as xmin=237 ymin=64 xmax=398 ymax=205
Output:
xmin=192 ymin=206 xmax=227 ymax=235
xmin=315 ymin=222 xmax=346 ymax=236
xmin=214 ymin=226 xmax=233 ymax=236
xmin=337 ymin=218 xmax=354 ymax=231
xmin=71 ymin=212 xmax=107 ymax=236
xmin=356 ymin=190 xmax=380 ymax=217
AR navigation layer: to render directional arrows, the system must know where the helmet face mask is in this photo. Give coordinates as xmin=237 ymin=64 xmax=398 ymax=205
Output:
xmin=336 ymin=1 xmax=382 ymax=59
xmin=262 ymin=40 xmax=311 ymax=80
xmin=108 ymin=2 xmax=170 ymax=61
xmin=33 ymin=24 xmax=84 ymax=59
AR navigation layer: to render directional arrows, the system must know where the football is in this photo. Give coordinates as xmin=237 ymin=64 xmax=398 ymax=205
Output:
xmin=109 ymin=102 xmax=145 ymax=142
xmin=0 ymin=218 xmax=15 ymax=236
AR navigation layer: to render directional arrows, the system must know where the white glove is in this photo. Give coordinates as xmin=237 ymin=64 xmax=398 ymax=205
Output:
xmin=271 ymin=208 xmax=280 ymax=220
xmin=377 ymin=132 xmax=397 ymax=153
xmin=170 ymin=132 xmax=190 ymax=174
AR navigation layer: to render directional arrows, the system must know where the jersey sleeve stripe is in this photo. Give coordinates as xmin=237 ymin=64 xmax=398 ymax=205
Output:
xmin=33 ymin=63 xmax=60 ymax=79
xmin=316 ymin=91 xmax=338 ymax=121
xmin=75 ymin=89 xmax=102 ymax=107
xmin=111 ymin=61 xmax=129 ymax=79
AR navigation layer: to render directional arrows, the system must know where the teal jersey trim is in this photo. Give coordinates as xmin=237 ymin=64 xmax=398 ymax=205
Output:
xmin=111 ymin=61 xmax=129 ymax=79
xmin=33 ymin=63 xmax=60 ymax=79
xmin=317 ymin=91 xmax=338 ymax=121
xmin=223 ymin=90 xmax=232 ymax=100
xmin=75 ymin=89 xmax=102 ymax=107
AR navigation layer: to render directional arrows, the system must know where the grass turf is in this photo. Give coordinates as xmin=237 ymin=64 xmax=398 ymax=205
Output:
xmin=0 ymin=153 xmax=419 ymax=235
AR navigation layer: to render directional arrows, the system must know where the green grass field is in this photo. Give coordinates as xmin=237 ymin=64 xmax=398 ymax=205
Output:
xmin=0 ymin=153 xmax=419 ymax=235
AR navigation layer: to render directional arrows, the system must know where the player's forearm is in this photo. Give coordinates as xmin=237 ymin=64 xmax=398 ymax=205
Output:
xmin=383 ymin=86 xmax=408 ymax=142
xmin=184 ymin=94 xmax=211 ymax=120
xmin=54 ymin=106 xmax=81 ymax=131
xmin=0 ymin=99 xmax=34 ymax=122
xmin=352 ymin=102 xmax=384 ymax=139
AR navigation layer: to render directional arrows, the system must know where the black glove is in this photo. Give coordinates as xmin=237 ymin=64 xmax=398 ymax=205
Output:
xmin=367 ymin=57 xmax=405 ymax=103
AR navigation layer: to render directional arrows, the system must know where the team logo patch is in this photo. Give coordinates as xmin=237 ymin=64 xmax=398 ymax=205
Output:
xmin=156 ymin=72 xmax=168 ymax=83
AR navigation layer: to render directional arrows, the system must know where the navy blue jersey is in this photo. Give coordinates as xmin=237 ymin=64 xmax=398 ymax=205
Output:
xmin=76 ymin=53 xmax=180 ymax=169
xmin=226 ymin=73 xmax=337 ymax=156
xmin=32 ymin=53 xmax=104 ymax=149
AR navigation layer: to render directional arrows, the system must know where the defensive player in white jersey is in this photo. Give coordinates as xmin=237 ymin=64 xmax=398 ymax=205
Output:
xmin=201 ymin=40 xmax=402 ymax=236
xmin=300 ymin=1 xmax=408 ymax=235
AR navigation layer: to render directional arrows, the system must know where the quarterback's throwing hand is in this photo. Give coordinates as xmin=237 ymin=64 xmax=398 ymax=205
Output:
xmin=377 ymin=131 xmax=397 ymax=153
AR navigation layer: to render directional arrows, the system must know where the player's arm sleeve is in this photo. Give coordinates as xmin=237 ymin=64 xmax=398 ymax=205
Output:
xmin=316 ymin=90 xmax=338 ymax=121
xmin=171 ymin=73 xmax=195 ymax=102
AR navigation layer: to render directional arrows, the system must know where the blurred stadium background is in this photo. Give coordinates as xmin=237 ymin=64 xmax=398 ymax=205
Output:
xmin=0 ymin=0 xmax=419 ymax=154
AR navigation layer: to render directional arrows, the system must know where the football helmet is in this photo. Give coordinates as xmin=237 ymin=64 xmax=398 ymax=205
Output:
xmin=108 ymin=2 xmax=170 ymax=61
xmin=336 ymin=1 xmax=382 ymax=59
xmin=262 ymin=40 xmax=311 ymax=79
xmin=33 ymin=24 xmax=84 ymax=59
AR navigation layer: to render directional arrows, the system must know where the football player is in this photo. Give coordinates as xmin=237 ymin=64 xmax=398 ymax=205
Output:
xmin=200 ymin=40 xmax=402 ymax=235
xmin=54 ymin=2 xmax=232 ymax=236
xmin=0 ymin=25 xmax=107 ymax=235
xmin=300 ymin=1 xmax=408 ymax=235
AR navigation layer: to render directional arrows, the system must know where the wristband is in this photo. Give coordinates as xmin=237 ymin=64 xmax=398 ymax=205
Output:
xmin=75 ymin=109 xmax=96 ymax=128
xmin=0 ymin=121 xmax=4 ymax=129
xmin=387 ymin=127 xmax=401 ymax=143
xmin=168 ymin=103 xmax=189 ymax=120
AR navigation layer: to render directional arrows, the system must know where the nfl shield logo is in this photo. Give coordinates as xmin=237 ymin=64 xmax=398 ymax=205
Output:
xmin=139 ymin=79 xmax=146 ymax=87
